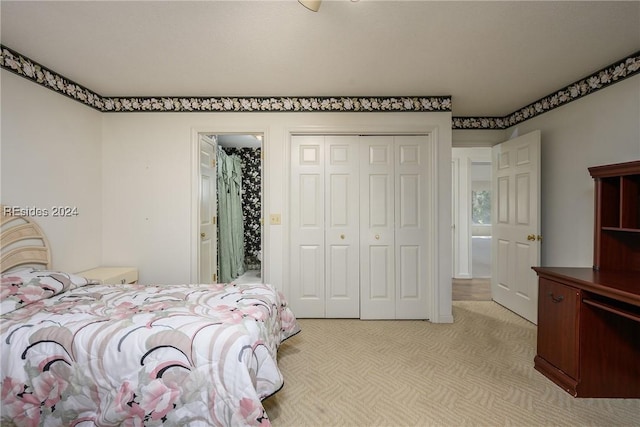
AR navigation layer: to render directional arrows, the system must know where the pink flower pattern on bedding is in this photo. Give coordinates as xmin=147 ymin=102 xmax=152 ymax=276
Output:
xmin=0 ymin=276 xmax=300 ymax=426
xmin=1 ymin=268 xmax=97 ymax=315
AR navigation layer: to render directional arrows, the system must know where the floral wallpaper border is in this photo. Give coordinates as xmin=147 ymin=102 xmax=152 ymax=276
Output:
xmin=0 ymin=45 xmax=450 ymax=114
xmin=453 ymin=50 xmax=640 ymax=130
xmin=1 ymin=44 xmax=638 ymax=128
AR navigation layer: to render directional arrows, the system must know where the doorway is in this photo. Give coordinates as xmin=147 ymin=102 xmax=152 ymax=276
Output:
xmin=470 ymin=160 xmax=492 ymax=278
xmin=452 ymin=147 xmax=492 ymax=300
xmin=197 ymin=133 xmax=263 ymax=284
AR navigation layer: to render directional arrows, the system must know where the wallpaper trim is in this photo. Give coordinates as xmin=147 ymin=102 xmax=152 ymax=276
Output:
xmin=1 ymin=44 xmax=638 ymax=128
xmin=0 ymin=45 xmax=449 ymax=113
xmin=452 ymin=50 xmax=640 ymax=130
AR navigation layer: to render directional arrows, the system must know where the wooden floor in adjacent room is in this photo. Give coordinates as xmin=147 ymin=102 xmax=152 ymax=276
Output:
xmin=452 ymin=278 xmax=492 ymax=301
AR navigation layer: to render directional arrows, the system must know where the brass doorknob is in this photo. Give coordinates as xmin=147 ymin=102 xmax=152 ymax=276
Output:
xmin=527 ymin=234 xmax=536 ymax=241
xmin=201 ymin=232 xmax=206 ymax=238
xmin=340 ymin=234 xmax=345 ymax=240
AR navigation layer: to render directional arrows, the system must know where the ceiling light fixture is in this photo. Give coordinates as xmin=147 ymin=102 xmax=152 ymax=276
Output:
xmin=299 ymin=0 xmax=321 ymax=12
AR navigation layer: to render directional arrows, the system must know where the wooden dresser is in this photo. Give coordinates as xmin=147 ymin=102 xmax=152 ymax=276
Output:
xmin=533 ymin=160 xmax=640 ymax=398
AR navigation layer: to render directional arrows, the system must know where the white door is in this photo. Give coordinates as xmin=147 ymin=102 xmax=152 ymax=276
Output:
xmin=325 ymin=136 xmax=360 ymax=317
xmin=360 ymin=136 xmax=396 ymax=319
xmin=394 ymin=136 xmax=429 ymax=319
xmin=360 ymin=135 xmax=430 ymax=319
xmin=290 ymin=135 xmax=360 ymax=317
xmin=491 ymin=130 xmax=541 ymax=323
xmin=290 ymin=136 xmax=326 ymax=316
xmin=291 ymin=134 xmax=430 ymax=319
xmin=199 ymin=135 xmax=218 ymax=283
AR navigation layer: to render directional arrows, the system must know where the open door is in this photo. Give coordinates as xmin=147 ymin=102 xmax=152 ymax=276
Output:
xmin=196 ymin=133 xmax=264 ymax=284
xmin=491 ymin=130 xmax=541 ymax=324
xmin=199 ymin=135 xmax=218 ymax=283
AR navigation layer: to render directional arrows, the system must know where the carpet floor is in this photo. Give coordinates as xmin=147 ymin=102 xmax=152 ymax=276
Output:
xmin=263 ymin=301 xmax=639 ymax=427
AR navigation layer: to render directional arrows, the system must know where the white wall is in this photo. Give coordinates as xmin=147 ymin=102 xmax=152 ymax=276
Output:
xmin=452 ymin=129 xmax=505 ymax=148
xmin=1 ymin=70 xmax=103 ymax=272
xmin=8 ymin=66 xmax=636 ymax=320
xmin=1 ymin=71 xmax=453 ymax=322
xmin=101 ymin=112 xmax=454 ymax=322
xmin=506 ymin=74 xmax=640 ymax=267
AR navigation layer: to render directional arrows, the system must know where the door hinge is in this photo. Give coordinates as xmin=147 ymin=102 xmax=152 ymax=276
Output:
xmin=213 ymin=216 xmax=217 ymax=225
xmin=212 ymin=273 xmax=217 ymax=282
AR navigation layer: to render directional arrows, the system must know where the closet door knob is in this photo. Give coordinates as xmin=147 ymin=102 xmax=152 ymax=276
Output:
xmin=201 ymin=232 xmax=206 ymax=238
xmin=375 ymin=234 xmax=380 ymax=240
xmin=340 ymin=234 xmax=345 ymax=240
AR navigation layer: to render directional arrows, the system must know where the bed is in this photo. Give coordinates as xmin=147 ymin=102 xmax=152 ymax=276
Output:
xmin=0 ymin=208 xmax=300 ymax=426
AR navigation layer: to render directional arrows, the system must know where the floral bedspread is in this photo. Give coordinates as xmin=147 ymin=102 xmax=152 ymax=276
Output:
xmin=0 ymin=269 xmax=300 ymax=426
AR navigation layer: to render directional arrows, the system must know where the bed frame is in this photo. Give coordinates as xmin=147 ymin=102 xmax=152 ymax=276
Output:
xmin=0 ymin=205 xmax=51 ymax=272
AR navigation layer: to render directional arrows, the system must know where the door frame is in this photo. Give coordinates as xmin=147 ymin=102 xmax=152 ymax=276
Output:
xmin=190 ymin=127 xmax=268 ymax=284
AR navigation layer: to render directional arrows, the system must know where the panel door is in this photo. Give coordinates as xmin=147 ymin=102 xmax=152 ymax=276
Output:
xmin=325 ymin=136 xmax=360 ymax=317
xmin=290 ymin=136 xmax=326 ymax=316
xmin=360 ymin=136 xmax=396 ymax=319
xmin=492 ymin=130 xmax=541 ymax=323
xmin=199 ymin=135 xmax=217 ymax=283
xmin=394 ymin=136 xmax=430 ymax=319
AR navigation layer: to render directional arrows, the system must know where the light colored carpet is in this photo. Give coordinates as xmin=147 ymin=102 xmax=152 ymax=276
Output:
xmin=263 ymin=301 xmax=640 ymax=427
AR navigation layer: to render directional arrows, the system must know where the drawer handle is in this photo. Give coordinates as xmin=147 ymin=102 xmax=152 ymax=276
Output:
xmin=548 ymin=292 xmax=564 ymax=303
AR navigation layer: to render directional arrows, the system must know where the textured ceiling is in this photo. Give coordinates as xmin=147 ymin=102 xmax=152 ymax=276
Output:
xmin=1 ymin=0 xmax=639 ymax=117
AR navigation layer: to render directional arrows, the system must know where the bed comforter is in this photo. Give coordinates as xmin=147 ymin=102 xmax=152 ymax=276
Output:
xmin=0 ymin=269 xmax=300 ymax=427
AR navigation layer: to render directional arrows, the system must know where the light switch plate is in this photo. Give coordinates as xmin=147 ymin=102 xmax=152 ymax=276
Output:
xmin=270 ymin=214 xmax=281 ymax=225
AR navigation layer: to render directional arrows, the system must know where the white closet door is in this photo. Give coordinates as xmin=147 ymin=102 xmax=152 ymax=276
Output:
xmin=325 ymin=136 xmax=360 ymax=317
xmin=291 ymin=134 xmax=430 ymax=319
xmin=360 ymin=136 xmax=396 ymax=319
xmin=290 ymin=136 xmax=325 ymax=316
xmin=394 ymin=136 xmax=429 ymax=319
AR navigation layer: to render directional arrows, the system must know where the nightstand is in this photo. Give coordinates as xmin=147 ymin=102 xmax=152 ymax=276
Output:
xmin=77 ymin=267 xmax=138 ymax=284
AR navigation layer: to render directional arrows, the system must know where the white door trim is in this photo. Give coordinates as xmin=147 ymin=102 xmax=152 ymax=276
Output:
xmin=451 ymin=157 xmax=460 ymax=278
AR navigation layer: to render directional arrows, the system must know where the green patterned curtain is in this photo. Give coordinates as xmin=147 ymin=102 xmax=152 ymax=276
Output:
xmin=217 ymin=146 xmax=245 ymax=283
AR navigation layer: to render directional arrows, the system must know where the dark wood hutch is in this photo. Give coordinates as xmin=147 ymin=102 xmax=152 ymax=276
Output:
xmin=532 ymin=160 xmax=640 ymax=398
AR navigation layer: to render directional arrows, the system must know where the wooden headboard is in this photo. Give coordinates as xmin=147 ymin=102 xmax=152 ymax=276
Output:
xmin=1 ymin=206 xmax=52 ymax=273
